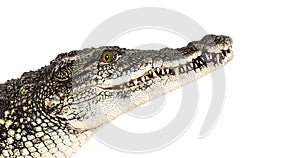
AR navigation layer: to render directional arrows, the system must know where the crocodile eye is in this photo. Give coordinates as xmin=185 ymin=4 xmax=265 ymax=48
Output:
xmin=100 ymin=51 xmax=114 ymax=63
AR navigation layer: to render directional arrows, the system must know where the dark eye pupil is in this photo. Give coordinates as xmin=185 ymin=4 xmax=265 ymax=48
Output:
xmin=105 ymin=54 xmax=110 ymax=61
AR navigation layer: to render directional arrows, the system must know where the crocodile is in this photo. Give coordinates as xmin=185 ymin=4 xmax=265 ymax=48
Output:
xmin=0 ymin=34 xmax=233 ymax=157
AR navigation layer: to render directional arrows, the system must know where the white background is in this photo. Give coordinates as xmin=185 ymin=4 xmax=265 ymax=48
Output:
xmin=0 ymin=0 xmax=300 ymax=158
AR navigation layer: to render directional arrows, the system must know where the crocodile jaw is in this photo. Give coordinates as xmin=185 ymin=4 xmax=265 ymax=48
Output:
xmin=67 ymin=34 xmax=233 ymax=130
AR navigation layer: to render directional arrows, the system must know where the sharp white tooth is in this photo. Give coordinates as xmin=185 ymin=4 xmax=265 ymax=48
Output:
xmin=165 ymin=68 xmax=169 ymax=74
xmin=156 ymin=68 xmax=160 ymax=74
xmin=186 ymin=64 xmax=191 ymax=71
xmin=183 ymin=66 xmax=187 ymax=71
xmin=161 ymin=69 xmax=165 ymax=75
xmin=141 ymin=76 xmax=145 ymax=82
xmin=206 ymin=54 xmax=209 ymax=59
xmin=153 ymin=71 xmax=157 ymax=77
xmin=216 ymin=55 xmax=220 ymax=63
xmin=145 ymin=76 xmax=150 ymax=81
xmin=133 ymin=80 xmax=138 ymax=85
xmin=186 ymin=65 xmax=191 ymax=71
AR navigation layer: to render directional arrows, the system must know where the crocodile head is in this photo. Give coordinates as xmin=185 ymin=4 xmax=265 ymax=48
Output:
xmin=50 ymin=34 xmax=233 ymax=130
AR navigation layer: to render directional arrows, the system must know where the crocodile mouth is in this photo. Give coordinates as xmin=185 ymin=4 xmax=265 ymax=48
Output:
xmin=127 ymin=67 xmax=176 ymax=87
xmin=126 ymin=47 xmax=233 ymax=88
xmin=201 ymin=47 xmax=234 ymax=65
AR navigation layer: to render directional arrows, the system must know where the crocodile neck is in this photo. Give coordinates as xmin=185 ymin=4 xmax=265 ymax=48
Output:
xmin=0 ymin=66 xmax=94 ymax=157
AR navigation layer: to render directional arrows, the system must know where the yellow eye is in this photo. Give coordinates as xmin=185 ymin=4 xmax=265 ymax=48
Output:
xmin=100 ymin=51 xmax=114 ymax=63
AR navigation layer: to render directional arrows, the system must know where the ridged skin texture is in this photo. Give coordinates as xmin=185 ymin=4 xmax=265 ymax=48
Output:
xmin=0 ymin=35 xmax=233 ymax=157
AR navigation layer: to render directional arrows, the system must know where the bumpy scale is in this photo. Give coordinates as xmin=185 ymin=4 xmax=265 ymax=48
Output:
xmin=0 ymin=35 xmax=234 ymax=157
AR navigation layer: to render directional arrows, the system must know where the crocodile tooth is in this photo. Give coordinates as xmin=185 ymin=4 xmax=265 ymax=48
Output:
xmin=180 ymin=66 xmax=186 ymax=73
xmin=145 ymin=75 xmax=150 ymax=81
xmin=128 ymin=81 xmax=133 ymax=87
xmin=141 ymin=76 xmax=146 ymax=82
xmin=147 ymin=70 xmax=153 ymax=78
xmin=218 ymin=54 xmax=223 ymax=63
xmin=206 ymin=54 xmax=209 ymax=60
xmin=137 ymin=79 xmax=143 ymax=85
xmin=133 ymin=80 xmax=138 ymax=85
xmin=192 ymin=61 xmax=197 ymax=69
xmin=165 ymin=68 xmax=169 ymax=74
xmin=153 ymin=71 xmax=157 ymax=77
xmin=161 ymin=69 xmax=165 ymax=75
xmin=156 ymin=68 xmax=160 ymax=74
xmin=186 ymin=65 xmax=191 ymax=71
xmin=190 ymin=62 xmax=196 ymax=69
xmin=187 ymin=63 xmax=193 ymax=70
xmin=199 ymin=59 xmax=203 ymax=64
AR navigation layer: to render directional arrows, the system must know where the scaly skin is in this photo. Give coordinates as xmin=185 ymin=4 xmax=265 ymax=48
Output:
xmin=0 ymin=34 xmax=233 ymax=157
